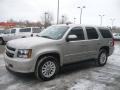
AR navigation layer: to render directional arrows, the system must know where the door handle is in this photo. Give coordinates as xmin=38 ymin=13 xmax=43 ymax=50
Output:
xmin=97 ymin=43 xmax=101 ymax=45
xmin=80 ymin=45 xmax=86 ymax=46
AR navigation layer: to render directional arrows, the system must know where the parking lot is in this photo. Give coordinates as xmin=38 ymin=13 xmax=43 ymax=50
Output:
xmin=0 ymin=41 xmax=120 ymax=90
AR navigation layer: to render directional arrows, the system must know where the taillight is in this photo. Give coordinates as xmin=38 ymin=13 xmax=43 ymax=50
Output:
xmin=112 ymin=38 xmax=114 ymax=46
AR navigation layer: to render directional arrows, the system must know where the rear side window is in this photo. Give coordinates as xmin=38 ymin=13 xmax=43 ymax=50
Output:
xmin=11 ymin=29 xmax=16 ymax=34
xmin=86 ymin=27 xmax=98 ymax=39
xmin=20 ymin=28 xmax=31 ymax=32
xmin=99 ymin=29 xmax=112 ymax=38
xmin=32 ymin=28 xmax=41 ymax=33
xmin=68 ymin=27 xmax=85 ymax=40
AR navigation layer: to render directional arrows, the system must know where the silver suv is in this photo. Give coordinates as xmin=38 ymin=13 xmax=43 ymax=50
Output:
xmin=4 ymin=24 xmax=114 ymax=81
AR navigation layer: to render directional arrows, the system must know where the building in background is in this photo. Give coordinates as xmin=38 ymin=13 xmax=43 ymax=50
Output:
xmin=0 ymin=22 xmax=16 ymax=29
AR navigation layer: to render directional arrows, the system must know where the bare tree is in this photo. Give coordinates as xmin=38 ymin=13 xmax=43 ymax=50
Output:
xmin=7 ymin=19 xmax=15 ymax=22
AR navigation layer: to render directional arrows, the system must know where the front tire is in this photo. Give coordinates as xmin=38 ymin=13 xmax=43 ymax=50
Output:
xmin=96 ymin=49 xmax=108 ymax=66
xmin=35 ymin=56 xmax=59 ymax=81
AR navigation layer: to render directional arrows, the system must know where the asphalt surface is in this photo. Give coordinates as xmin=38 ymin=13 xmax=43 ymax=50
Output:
xmin=0 ymin=42 xmax=120 ymax=90
xmin=0 ymin=45 xmax=5 ymax=54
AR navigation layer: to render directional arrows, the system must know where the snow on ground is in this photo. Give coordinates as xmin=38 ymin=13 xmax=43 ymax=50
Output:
xmin=0 ymin=54 xmax=5 ymax=67
xmin=69 ymin=79 xmax=106 ymax=90
xmin=0 ymin=54 xmax=3 ymax=58
xmin=0 ymin=45 xmax=5 ymax=54
xmin=109 ymin=42 xmax=120 ymax=66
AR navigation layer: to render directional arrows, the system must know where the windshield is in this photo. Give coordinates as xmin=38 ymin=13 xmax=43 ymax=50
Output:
xmin=39 ymin=26 xmax=69 ymax=40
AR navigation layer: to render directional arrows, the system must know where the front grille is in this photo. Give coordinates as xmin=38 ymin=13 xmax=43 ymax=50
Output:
xmin=6 ymin=51 xmax=14 ymax=58
xmin=7 ymin=46 xmax=16 ymax=51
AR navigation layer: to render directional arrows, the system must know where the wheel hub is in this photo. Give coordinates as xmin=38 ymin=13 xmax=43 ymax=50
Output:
xmin=100 ymin=53 xmax=107 ymax=64
xmin=42 ymin=61 xmax=56 ymax=78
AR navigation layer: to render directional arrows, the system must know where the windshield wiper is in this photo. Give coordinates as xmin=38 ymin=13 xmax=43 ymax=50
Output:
xmin=40 ymin=36 xmax=53 ymax=39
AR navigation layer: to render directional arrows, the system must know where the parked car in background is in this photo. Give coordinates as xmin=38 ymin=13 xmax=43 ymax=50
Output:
xmin=4 ymin=24 xmax=114 ymax=81
xmin=0 ymin=27 xmax=42 ymax=45
xmin=19 ymin=27 xmax=42 ymax=38
xmin=0 ymin=30 xmax=5 ymax=35
xmin=113 ymin=33 xmax=120 ymax=40
xmin=0 ymin=29 xmax=11 ymax=44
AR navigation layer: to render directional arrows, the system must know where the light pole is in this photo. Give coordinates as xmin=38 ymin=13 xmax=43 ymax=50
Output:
xmin=74 ymin=17 xmax=76 ymax=24
xmin=99 ymin=14 xmax=104 ymax=26
xmin=62 ymin=15 xmax=65 ymax=24
xmin=57 ymin=0 xmax=59 ymax=24
xmin=44 ymin=12 xmax=48 ymax=28
xmin=110 ymin=18 xmax=115 ymax=29
xmin=77 ymin=6 xmax=86 ymax=24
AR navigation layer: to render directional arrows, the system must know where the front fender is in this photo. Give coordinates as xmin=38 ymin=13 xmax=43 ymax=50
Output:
xmin=32 ymin=49 xmax=63 ymax=72
xmin=35 ymin=49 xmax=63 ymax=64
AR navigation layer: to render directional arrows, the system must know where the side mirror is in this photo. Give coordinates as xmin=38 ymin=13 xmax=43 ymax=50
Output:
xmin=66 ymin=35 xmax=77 ymax=42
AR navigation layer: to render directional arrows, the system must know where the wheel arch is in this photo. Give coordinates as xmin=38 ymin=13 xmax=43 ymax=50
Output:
xmin=99 ymin=46 xmax=109 ymax=56
xmin=0 ymin=37 xmax=3 ymax=40
xmin=34 ymin=52 xmax=61 ymax=71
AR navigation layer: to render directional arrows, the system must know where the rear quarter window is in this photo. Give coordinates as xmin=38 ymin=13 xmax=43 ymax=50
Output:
xmin=20 ymin=28 xmax=31 ymax=32
xmin=11 ymin=29 xmax=16 ymax=34
xmin=86 ymin=27 xmax=98 ymax=39
xmin=32 ymin=28 xmax=41 ymax=33
xmin=99 ymin=28 xmax=112 ymax=38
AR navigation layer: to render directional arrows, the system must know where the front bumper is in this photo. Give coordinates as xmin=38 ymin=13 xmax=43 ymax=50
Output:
xmin=4 ymin=54 xmax=35 ymax=73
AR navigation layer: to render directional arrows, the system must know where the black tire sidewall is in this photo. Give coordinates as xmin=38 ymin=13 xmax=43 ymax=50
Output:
xmin=97 ymin=49 xmax=108 ymax=66
xmin=35 ymin=56 xmax=59 ymax=81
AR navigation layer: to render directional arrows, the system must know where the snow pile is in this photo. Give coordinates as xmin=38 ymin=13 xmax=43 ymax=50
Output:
xmin=109 ymin=43 xmax=120 ymax=66
xmin=69 ymin=79 xmax=106 ymax=90
xmin=0 ymin=74 xmax=15 ymax=85
xmin=113 ymin=44 xmax=120 ymax=55
xmin=0 ymin=54 xmax=3 ymax=58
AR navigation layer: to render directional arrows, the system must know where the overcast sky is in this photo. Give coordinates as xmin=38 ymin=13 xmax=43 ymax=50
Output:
xmin=0 ymin=0 xmax=120 ymax=26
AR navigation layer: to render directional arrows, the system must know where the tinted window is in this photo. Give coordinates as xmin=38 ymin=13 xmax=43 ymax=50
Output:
xmin=86 ymin=27 xmax=98 ymax=39
xmin=32 ymin=28 xmax=41 ymax=33
xmin=68 ymin=27 xmax=85 ymax=40
xmin=11 ymin=29 xmax=16 ymax=34
xmin=99 ymin=28 xmax=112 ymax=38
xmin=20 ymin=28 xmax=31 ymax=32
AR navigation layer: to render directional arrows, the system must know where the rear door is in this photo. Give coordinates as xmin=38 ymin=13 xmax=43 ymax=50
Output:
xmin=10 ymin=29 xmax=17 ymax=40
xmin=19 ymin=28 xmax=32 ymax=37
xmin=85 ymin=27 xmax=100 ymax=59
xmin=4 ymin=29 xmax=16 ymax=41
xmin=2 ymin=30 xmax=11 ymax=41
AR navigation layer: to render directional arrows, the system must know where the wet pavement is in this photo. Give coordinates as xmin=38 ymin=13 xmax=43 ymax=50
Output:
xmin=0 ymin=42 xmax=120 ymax=90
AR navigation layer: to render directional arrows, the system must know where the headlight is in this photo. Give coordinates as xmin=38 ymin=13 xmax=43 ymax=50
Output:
xmin=17 ymin=49 xmax=32 ymax=58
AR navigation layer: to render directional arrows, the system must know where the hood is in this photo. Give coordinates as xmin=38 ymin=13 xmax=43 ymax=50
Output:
xmin=7 ymin=37 xmax=54 ymax=49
